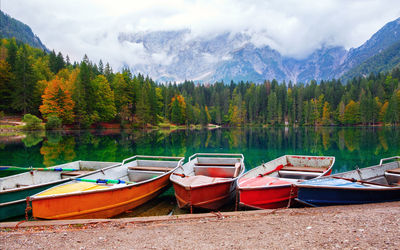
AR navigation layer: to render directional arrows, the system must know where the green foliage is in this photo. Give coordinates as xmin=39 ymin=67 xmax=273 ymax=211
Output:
xmin=45 ymin=115 xmax=62 ymax=130
xmin=1 ymin=37 xmax=400 ymax=128
xmin=22 ymin=114 xmax=44 ymax=131
xmin=90 ymin=75 xmax=116 ymax=123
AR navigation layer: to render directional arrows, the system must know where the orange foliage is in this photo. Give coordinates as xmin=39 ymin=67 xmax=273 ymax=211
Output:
xmin=40 ymin=76 xmax=75 ymax=123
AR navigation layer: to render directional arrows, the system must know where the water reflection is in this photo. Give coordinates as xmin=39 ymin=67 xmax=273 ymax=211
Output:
xmin=0 ymin=127 xmax=399 ymax=174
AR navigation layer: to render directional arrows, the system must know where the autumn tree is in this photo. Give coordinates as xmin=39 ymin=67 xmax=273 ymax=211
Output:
xmin=344 ymin=100 xmax=360 ymax=125
xmin=321 ymin=101 xmax=332 ymax=125
xmin=40 ymin=76 xmax=75 ymax=124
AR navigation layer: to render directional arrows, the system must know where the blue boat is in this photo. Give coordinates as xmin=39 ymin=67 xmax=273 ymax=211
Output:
xmin=296 ymin=156 xmax=400 ymax=206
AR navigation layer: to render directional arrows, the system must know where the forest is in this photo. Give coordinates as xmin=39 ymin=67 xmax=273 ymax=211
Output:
xmin=0 ymin=37 xmax=399 ymax=128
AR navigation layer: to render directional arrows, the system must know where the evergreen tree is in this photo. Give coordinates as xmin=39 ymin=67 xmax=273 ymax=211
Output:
xmin=0 ymin=59 xmax=13 ymax=112
xmin=91 ymin=75 xmax=116 ymax=123
xmin=267 ymin=91 xmax=278 ymax=124
xmin=12 ymin=45 xmax=37 ymax=114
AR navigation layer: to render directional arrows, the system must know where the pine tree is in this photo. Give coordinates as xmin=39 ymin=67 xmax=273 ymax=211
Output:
xmin=90 ymin=75 xmax=116 ymax=123
xmin=267 ymin=91 xmax=278 ymax=124
xmin=12 ymin=45 xmax=37 ymax=114
xmin=0 ymin=59 xmax=13 ymax=112
xmin=171 ymin=98 xmax=182 ymax=125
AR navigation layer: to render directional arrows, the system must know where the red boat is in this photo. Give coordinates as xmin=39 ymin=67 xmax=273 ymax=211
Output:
xmin=237 ymin=155 xmax=335 ymax=209
xmin=170 ymin=153 xmax=245 ymax=212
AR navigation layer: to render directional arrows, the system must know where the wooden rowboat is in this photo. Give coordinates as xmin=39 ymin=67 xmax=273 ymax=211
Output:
xmin=170 ymin=153 xmax=245 ymax=211
xmin=30 ymin=155 xmax=184 ymax=220
xmin=0 ymin=161 xmax=118 ymax=221
xmin=237 ymin=155 xmax=335 ymax=209
xmin=296 ymin=156 xmax=400 ymax=206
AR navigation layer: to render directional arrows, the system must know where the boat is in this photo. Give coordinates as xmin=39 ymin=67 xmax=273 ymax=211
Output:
xmin=30 ymin=155 xmax=184 ymax=219
xmin=296 ymin=156 xmax=400 ymax=206
xmin=170 ymin=153 xmax=245 ymax=212
xmin=0 ymin=161 xmax=118 ymax=221
xmin=237 ymin=155 xmax=335 ymax=209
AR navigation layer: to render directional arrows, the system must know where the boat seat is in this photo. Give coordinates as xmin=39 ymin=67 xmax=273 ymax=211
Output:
xmin=127 ymin=166 xmax=173 ymax=172
xmin=178 ymin=175 xmax=231 ymax=187
xmin=195 ymin=163 xmax=235 ymax=166
xmin=194 ymin=162 xmax=241 ymax=178
xmin=280 ymin=166 xmax=327 ymax=173
xmin=61 ymin=170 xmax=92 ymax=177
xmin=386 ymin=168 xmax=400 ymax=174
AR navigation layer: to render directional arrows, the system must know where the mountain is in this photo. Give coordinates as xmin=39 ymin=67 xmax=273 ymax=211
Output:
xmin=342 ymin=40 xmax=400 ymax=80
xmin=2 ymin=9 xmax=400 ymax=83
xmin=0 ymin=10 xmax=48 ymax=51
xmin=119 ymin=17 xmax=400 ymax=83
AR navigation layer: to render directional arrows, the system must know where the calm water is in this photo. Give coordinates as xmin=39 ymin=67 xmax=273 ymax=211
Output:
xmin=1 ymin=127 xmax=399 ymax=217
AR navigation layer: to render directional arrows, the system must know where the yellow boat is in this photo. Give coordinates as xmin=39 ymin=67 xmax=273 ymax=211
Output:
xmin=30 ymin=155 xmax=184 ymax=219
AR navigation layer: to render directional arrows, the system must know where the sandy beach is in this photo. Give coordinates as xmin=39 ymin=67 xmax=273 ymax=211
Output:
xmin=1 ymin=201 xmax=399 ymax=249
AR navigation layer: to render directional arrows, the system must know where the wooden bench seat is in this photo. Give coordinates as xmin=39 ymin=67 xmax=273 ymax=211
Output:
xmin=280 ymin=166 xmax=327 ymax=173
xmin=128 ymin=166 xmax=173 ymax=172
xmin=386 ymin=168 xmax=400 ymax=174
xmin=194 ymin=163 xmax=235 ymax=167
xmin=194 ymin=162 xmax=241 ymax=178
xmin=61 ymin=170 xmax=92 ymax=177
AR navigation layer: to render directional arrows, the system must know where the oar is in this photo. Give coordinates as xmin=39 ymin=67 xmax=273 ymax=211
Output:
xmin=0 ymin=166 xmax=79 ymax=171
xmin=75 ymin=178 xmax=136 ymax=185
xmin=258 ymin=164 xmax=284 ymax=177
xmin=331 ymin=176 xmax=392 ymax=187
xmin=173 ymin=173 xmax=186 ymax=178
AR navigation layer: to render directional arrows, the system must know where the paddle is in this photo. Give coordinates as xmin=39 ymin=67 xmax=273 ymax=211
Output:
xmin=75 ymin=178 xmax=136 ymax=185
xmin=0 ymin=166 xmax=79 ymax=172
xmin=331 ymin=176 xmax=392 ymax=187
xmin=258 ymin=164 xmax=284 ymax=177
xmin=172 ymin=173 xmax=186 ymax=178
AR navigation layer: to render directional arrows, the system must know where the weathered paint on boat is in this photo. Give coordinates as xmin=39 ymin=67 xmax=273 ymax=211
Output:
xmin=237 ymin=155 xmax=335 ymax=209
xmin=30 ymin=156 xmax=184 ymax=220
xmin=0 ymin=161 xmax=118 ymax=221
xmin=296 ymin=156 xmax=400 ymax=206
xmin=170 ymin=153 xmax=245 ymax=211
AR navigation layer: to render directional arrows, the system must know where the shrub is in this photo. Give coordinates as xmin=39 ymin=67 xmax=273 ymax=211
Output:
xmin=22 ymin=114 xmax=44 ymax=131
xmin=45 ymin=116 xmax=62 ymax=130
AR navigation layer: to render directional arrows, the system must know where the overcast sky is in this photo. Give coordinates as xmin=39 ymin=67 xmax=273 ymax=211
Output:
xmin=2 ymin=0 xmax=400 ymax=70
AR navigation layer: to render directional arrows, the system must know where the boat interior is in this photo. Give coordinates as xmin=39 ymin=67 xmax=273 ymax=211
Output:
xmin=0 ymin=161 xmax=117 ymax=191
xmin=172 ymin=155 xmax=244 ymax=187
xmin=243 ymin=155 xmax=334 ymax=181
xmin=32 ymin=158 xmax=183 ymax=197
xmin=76 ymin=158 xmax=181 ymax=186
xmin=126 ymin=159 xmax=180 ymax=182
xmin=329 ymin=159 xmax=400 ymax=187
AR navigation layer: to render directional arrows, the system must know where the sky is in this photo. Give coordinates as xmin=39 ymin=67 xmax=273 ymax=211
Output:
xmin=2 ymin=0 xmax=400 ymax=71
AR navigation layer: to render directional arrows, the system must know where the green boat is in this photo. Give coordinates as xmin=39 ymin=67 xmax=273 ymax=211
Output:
xmin=0 ymin=161 xmax=119 ymax=221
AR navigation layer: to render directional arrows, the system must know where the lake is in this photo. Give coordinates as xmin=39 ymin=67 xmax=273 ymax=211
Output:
xmin=1 ymin=127 xmax=399 ymax=217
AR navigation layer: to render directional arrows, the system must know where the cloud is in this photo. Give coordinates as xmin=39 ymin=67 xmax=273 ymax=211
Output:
xmin=2 ymin=0 xmax=400 ymax=69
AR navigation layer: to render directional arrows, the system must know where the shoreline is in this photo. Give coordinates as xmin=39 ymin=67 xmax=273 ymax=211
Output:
xmin=1 ymin=201 xmax=399 ymax=249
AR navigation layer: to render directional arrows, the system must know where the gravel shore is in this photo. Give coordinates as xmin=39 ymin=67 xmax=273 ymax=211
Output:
xmin=1 ymin=201 xmax=399 ymax=249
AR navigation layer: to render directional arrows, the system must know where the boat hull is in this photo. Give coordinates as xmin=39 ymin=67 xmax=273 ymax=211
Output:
xmin=32 ymin=173 xmax=172 ymax=219
xmin=0 ymin=182 xmax=65 ymax=221
xmin=239 ymin=184 xmax=298 ymax=209
xmin=237 ymin=155 xmax=335 ymax=209
xmin=297 ymin=186 xmax=400 ymax=206
xmin=172 ymin=180 xmax=237 ymax=210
